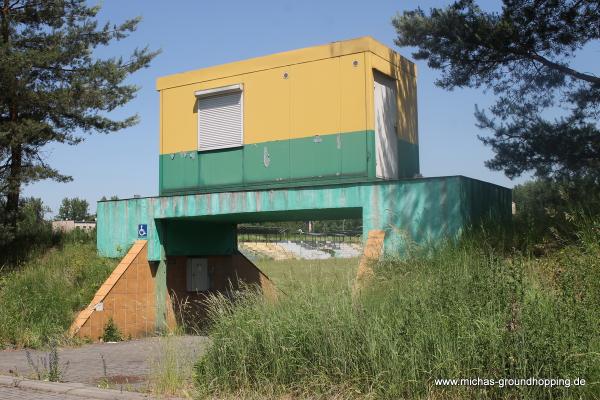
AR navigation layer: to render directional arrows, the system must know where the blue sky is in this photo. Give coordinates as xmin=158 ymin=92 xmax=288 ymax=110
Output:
xmin=23 ymin=0 xmax=595 ymax=216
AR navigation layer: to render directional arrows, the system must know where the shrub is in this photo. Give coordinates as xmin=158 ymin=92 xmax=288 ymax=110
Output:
xmin=102 ymin=317 xmax=122 ymax=343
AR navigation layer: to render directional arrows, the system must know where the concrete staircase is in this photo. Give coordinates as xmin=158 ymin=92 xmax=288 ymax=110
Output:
xmin=240 ymin=240 xmax=363 ymax=260
xmin=240 ymin=242 xmax=295 ymax=260
xmin=278 ymin=242 xmax=331 ymax=259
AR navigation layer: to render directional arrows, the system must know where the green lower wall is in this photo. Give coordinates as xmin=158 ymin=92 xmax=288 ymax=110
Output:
xmin=159 ymin=130 xmax=420 ymax=195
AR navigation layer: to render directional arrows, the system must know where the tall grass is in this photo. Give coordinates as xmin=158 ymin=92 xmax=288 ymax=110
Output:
xmin=0 ymin=239 xmax=116 ymax=348
xmin=195 ymin=220 xmax=600 ymax=399
xmin=256 ymin=257 xmax=358 ymax=293
xmin=149 ymin=335 xmax=200 ymax=398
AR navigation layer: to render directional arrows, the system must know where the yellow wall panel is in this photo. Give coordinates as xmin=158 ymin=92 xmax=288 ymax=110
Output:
xmin=162 ymin=86 xmax=197 ymax=154
xmin=290 ymin=57 xmax=341 ymax=139
xmin=365 ymin=52 xmax=375 ymax=132
xmin=340 ymin=53 xmax=367 ymax=133
xmin=159 ymin=91 xmax=163 ymax=153
xmin=244 ymin=66 xmax=290 ymax=143
xmin=398 ymin=63 xmax=418 ymax=144
xmin=161 ymin=76 xmax=249 ymax=154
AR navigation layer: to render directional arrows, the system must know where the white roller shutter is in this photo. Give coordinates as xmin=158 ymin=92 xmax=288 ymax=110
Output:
xmin=196 ymin=85 xmax=243 ymax=151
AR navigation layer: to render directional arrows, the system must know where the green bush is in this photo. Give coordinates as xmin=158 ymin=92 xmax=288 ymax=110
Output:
xmin=195 ymin=219 xmax=600 ymax=399
xmin=102 ymin=317 xmax=122 ymax=342
xmin=0 ymin=242 xmax=116 ymax=348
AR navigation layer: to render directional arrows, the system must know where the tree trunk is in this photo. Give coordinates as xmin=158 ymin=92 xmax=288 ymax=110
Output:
xmin=5 ymin=143 xmax=22 ymax=230
xmin=2 ymin=0 xmax=18 ymax=230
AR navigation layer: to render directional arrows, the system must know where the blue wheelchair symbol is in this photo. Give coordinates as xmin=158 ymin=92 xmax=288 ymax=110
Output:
xmin=138 ymin=224 xmax=147 ymax=238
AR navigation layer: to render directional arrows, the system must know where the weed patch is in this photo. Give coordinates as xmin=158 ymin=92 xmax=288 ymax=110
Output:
xmin=0 ymin=242 xmax=117 ymax=348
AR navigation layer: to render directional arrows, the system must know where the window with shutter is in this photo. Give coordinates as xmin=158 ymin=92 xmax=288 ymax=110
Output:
xmin=195 ymin=84 xmax=243 ymax=151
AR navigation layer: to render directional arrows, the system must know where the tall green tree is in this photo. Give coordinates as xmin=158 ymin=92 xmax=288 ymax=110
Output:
xmin=57 ymin=197 xmax=89 ymax=221
xmin=393 ymin=0 xmax=600 ymax=181
xmin=0 ymin=0 xmax=159 ymax=232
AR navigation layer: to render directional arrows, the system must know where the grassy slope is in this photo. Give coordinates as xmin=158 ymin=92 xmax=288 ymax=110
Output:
xmin=0 ymin=242 xmax=117 ymax=348
xmin=196 ymin=223 xmax=600 ymax=399
xmin=255 ymin=257 xmax=358 ymax=293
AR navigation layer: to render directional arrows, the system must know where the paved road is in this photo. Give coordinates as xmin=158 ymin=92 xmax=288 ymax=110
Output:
xmin=0 ymin=336 xmax=207 ymax=398
xmin=0 ymin=386 xmax=86 ymax=399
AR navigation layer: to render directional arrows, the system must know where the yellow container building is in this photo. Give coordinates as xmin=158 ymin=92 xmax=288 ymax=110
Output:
xmin=157 ymin=36 xmax=419 ymax=194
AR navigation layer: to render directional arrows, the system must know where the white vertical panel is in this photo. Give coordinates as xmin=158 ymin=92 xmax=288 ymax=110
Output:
xmin=197 ymin=90 xmax=243 ymax=151
xmin=374 ymin=71 xmax=399 ymax=179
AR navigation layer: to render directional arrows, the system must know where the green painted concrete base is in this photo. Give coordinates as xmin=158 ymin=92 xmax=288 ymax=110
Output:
xmin=97 ymin=176 xmax=511 ymax=262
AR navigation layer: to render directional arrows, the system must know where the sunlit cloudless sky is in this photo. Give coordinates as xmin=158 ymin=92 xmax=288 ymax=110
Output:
xmin=24 ymin=0 xmax=596 ymax=216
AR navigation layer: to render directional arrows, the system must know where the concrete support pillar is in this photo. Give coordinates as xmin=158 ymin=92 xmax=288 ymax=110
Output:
xmin=154 ymin=220 xmax=168 ymax=333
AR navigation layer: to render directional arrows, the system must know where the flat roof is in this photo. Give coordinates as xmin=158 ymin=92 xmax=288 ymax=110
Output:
xmin=156 ymin=36 xmax=416 ymax=91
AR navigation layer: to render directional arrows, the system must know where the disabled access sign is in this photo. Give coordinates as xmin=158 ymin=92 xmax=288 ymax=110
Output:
xmin=138 ymin=224 xmax=147 ymax=239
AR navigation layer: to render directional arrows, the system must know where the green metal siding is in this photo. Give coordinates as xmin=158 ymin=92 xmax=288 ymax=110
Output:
xmin=397 ymin=138 xmax=419 ymax=178
xmin=290 ymin=134 xmax=342 ymax=179
xmin=160 ymin=152 xmax=199 ymax=191
xmin=199 ymin=148 xmax=243 ymax=187
xmin=243 ymin=140 xmax=290 ymax=183
xmin=159 ymin=130 xmax=386 ymax=195
xmin=342 ymin=131 xmax=369 ymax=176
xmin=97 ymin=176 xmax=510 ymax=261
xmin=366 ymin=130 xmax=376 ymax=179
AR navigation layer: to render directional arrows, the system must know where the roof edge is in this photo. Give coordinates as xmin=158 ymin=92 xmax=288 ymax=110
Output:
xmin=156 ymin=36 xmax=415 ymax=91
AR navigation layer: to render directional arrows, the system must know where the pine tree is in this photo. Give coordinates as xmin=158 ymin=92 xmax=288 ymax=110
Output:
xmin=0 ymin=1 xmax=159 ymax=233
xmin=393 ymin=0 xmax=599 ymax=181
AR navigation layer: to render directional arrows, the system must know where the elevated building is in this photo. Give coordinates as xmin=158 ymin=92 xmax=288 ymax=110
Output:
xmin=157 ymin=36 xmax=419 ymax=194
xmin=71 ymin=37 xmax=511 ymax=340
